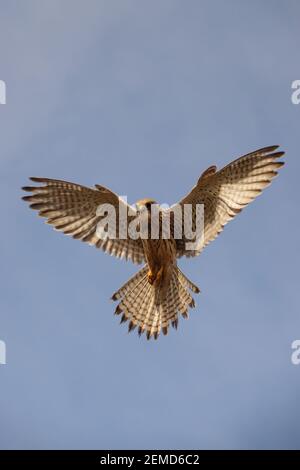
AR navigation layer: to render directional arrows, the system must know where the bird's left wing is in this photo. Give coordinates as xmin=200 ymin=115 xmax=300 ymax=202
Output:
xmin=166 ymin=145 xmax=285 ymax=258
xmin=22 ymin=177 xmax=145 ymax=264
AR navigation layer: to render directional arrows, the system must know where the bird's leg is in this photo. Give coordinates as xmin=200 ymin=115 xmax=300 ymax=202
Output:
xmin=154 ymin=266 xmax=164 ymax=286
xmin=147 ymin=268 xmax=156 ymax=285
xmin=147 ymin=266 xmax=164 ymax=286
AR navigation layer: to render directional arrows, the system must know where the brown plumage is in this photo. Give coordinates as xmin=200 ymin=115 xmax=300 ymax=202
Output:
xmin=22 ymin=145 xmax=284 ymax=339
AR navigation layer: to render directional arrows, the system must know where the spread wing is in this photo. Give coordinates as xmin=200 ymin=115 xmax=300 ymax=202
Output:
xmin=168 ymin=145 xmax=285 ymax=258
xmin=22 ymin=177 xmax=145 ymax=264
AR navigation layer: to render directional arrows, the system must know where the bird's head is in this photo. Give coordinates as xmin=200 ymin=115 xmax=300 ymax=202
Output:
xmin=135 ymin=198 xmax=157 ymax=213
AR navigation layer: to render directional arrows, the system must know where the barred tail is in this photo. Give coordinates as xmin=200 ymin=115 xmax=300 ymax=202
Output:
xmin=111 ymin=265 xmax=200 ymax=340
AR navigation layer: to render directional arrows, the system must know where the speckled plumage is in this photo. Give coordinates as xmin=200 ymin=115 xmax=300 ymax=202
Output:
xmin=22 ymin=146 xmax=284 ymax=339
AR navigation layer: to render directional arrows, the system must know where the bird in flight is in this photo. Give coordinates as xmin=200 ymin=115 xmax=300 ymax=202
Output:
xmin=22 ymin=146 xmax=284 ymax=339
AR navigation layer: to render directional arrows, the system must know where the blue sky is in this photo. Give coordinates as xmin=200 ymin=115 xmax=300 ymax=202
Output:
xmin=0 ymin=0 xmax=300 ymax=449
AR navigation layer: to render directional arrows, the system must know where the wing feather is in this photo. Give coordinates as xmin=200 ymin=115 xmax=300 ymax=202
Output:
xmin=22 ymin=177 xmax=145 ymax=264
xmin=169 ymin=146 xmax=285 ymax=258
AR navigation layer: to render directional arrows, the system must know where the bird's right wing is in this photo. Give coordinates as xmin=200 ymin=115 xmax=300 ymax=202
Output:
xmin=22 ymin=177 xmax=145 ymax=264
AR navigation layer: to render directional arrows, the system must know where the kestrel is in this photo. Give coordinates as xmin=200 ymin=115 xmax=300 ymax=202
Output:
xmin=22 ymin=145 xmax=284 ymax=339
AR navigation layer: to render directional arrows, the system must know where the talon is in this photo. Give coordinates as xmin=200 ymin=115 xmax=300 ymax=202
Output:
xmin=147 ymin=270 xmax=156 ymax=285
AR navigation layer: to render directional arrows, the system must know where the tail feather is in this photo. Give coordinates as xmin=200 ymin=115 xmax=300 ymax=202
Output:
xmin=131 ymin=279 xmax=152 ymax=327
xmin=161 ymin=269 xmax=191 ymax=325
xmin=116 ymin=272 xmax=149 ymax=323
xmin=177 ymin=274 xmax=195 ymax=310
xmin=177 ymin=267 xmax=200 ymax=293
xmin=111 ymin=265 xmax=148 ymax=300
xmin=112 ymin=265 xmax=200 ymax=339
xmin=143 ymin=295 xmax=157 ymax=339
